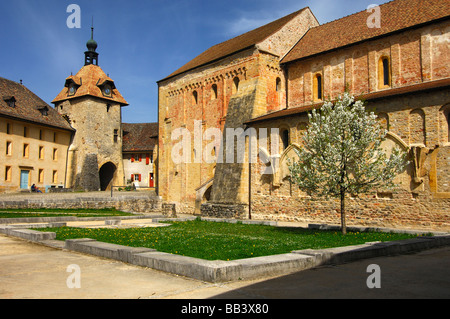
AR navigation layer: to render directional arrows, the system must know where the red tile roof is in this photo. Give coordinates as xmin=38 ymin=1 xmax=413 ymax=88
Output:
xmin=122 ymin=122 xmax=158 ymax=152
xmin=52 ymin=64 xmax=128 ymax=106
xmin=0 ymin=77 xmax=74 ymax=131
xmin=159 ymin=8 xmax=308 ymax=82
xmin=282 ymin=0 xmax=450 ymax=64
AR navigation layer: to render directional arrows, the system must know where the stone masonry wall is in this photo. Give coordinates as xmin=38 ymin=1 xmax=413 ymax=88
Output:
xmin=0 ymin=194 xmax=162 ymax=213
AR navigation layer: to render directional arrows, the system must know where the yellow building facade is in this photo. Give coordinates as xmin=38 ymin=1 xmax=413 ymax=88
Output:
xmin=0 ymin=77 xmax=73 ymax=193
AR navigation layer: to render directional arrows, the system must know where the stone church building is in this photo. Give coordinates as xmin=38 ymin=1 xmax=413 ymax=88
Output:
xmin=158 ymin=0 xmax=449 ymax=230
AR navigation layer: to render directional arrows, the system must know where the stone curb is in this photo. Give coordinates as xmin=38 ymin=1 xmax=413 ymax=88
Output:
xmin=0 ymin=214 xmax=162 ymax=225
xmin=1 ymin=223 xmax=449 ymax=283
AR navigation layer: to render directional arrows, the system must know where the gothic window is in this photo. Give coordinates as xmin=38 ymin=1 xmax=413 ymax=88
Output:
xmin=313 ymin=73 xmax=323 ymax=101
xmin=378 ymin=56 xmax=391 ymax=89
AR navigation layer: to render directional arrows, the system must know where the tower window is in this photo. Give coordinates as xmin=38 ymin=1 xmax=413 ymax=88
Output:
xmin=114 ymin=129 xmax=119 ymax=143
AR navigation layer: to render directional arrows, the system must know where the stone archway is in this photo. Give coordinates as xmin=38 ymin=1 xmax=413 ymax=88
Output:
xmin=99 ymin=162 xmax=117 ymax=191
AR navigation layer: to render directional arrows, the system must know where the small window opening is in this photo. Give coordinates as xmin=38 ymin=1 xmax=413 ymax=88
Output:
xmin=378 ymin=56 xmax=391 ymax=88
xmin=276 ymin=77 xmax=282 ymax=92
xmin=233 ymin=77 xmax=240 ymax=94
xmin=211 ymin=84 xmax=218 ymax=100
xmin=314 ymin=74 xmax=323 ymax=101
xmin=281 ymin=129 xmax=290 ymax=150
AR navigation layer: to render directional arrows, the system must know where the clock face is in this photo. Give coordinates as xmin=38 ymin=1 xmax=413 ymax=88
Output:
xmin=103 ymin=85 xmax=111 ymax=96
xmin=68 ymin=85 xmax=76 ymax=96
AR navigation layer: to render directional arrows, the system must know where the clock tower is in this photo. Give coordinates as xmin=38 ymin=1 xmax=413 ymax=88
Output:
xmin=52 ymin=29 xmax=128 ymax=191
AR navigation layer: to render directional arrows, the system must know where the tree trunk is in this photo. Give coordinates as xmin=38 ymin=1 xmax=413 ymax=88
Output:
xmin=340 ymin=188 xmax=347 ymax=235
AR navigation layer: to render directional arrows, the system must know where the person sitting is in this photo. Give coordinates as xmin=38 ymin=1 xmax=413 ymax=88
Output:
xmin=31 ymin=184 xmax=42 ymax=193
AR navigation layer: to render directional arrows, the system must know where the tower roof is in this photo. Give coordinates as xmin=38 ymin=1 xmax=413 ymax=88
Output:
xmin=52 ymin=64 xmax=128 ymax=106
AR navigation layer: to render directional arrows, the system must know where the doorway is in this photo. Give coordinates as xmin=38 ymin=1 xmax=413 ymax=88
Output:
xmin=20 ymin=170 xmax=29 ymax=189
xmin=149 ymin=173 xmax=154 ymax=188
xmin=99 ymin=162 xmax=116 ymax=191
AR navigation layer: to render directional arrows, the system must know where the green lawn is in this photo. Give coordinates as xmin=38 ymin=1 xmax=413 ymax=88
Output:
xmin=38 ymin=219 xmax=420 ymax=261
xmin=0 ymin=208 xmax=135 ymax=218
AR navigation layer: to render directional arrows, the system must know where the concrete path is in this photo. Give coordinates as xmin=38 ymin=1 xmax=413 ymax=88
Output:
xmin=1 ymin=234 xmax=449 ymax=299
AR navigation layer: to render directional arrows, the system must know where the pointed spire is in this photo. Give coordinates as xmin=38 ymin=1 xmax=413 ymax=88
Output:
xmin=84 ymin=17 xmax=99 ymax=66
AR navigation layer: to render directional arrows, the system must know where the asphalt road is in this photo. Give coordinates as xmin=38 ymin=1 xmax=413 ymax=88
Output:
xmin=1 ymin=233 xmax=449 ymax=300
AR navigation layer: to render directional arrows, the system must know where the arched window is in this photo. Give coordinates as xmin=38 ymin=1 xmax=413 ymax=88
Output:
xmin=276 ymin=77 xmax=282 ymax=92
xmin=211 ymin=84 xmax=218 ymax=100
xmin=233 ymin=77 xmax=240 ymax=94
xmin=281 ymin=129 xmax=290 ymax=150
xmin=192 ymin=90 xmax=198 ymax=104
xmin=313 ymin=73 xmax=323 ymax=101
xmin=410 ymin=109 xmax=426 ymax=145
xmin=378 ymin=56 xmax=391 ymax=89
xmin=440 ymin=105 xmax=450 ymax=143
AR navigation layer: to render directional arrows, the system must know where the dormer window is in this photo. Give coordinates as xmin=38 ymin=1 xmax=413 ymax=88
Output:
xmin=37 ymin=105 xmax=49 ymax=116
xmin=3 ymin=96 xmax=16 ymax=108
xmin=97 ymin=79 xmax=115 ymax=98
xmin=64 ymin=77 xmax=81 ymax=97
xmin=68 ymin=84 xmax=77 ymax=96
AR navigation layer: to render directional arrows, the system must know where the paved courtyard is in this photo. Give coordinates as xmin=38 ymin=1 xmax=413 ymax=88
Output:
xmin=1 ymin=233 xmax=449 ymax=299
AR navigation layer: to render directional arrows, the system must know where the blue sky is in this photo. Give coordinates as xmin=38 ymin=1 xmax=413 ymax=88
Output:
xmin=0 ymin=0 xmax=390 ymax=124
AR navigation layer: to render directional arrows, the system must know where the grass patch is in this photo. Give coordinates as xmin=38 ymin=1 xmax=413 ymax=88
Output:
xmin=37 ymin=219 xmax=419 ymax=261
xmin=0 ymin=208 xmax=135 ymax=218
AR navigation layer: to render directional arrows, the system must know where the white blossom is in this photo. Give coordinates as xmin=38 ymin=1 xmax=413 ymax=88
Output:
xmin=288 ymin=92 xmax=408 ymax=234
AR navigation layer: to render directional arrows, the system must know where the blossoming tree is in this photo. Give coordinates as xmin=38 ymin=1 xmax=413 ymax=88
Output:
xmin=288 ymin=93 xmax=408 ymax=234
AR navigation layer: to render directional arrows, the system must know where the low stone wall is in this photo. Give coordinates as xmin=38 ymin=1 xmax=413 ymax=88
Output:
xmin=200 ymin=202 xmax=248 ymax=219
xmin=0 ymin=193 xmax=162 ymax=213
xmin=251 ymin=192 xmax=450 ymax=232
